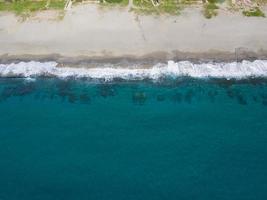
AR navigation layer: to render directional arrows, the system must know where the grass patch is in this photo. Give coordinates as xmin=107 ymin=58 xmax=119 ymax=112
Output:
xmin=0 ymin=0 xmax=65 ymax=14
xmin=133 ymin=0 xmax=181 ymax=15
xmin=242 ymin=7 xmax=265 ymax=17
xmin=256 ymin=0 xmax=267 ymax=5
xmin=49 ymin=0 xmax=65 ymax=9
xmin=106 ymin=0 xmax=123 ymax=3
xmin=0 ymin=1 xmax=46 ymax=14
xmin=180 ymin=0 xmax=201 ymax=5
xmin=159 ymin=0 xmax=181 ymax=14
xmin=100 ymin=0 xmax=129 ymax=6
xmin=203 ymin=2 xmax=219 ymax=18
xmin=207 ymin=0 xmax=217 ymax=3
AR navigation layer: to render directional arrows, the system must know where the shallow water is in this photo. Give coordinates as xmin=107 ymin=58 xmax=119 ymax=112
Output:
xmin=0 ymin=78 xmax=267 ymax=200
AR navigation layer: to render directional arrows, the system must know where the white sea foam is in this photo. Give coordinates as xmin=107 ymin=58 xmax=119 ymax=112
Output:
xmin=1 ymin=60 xmax=267 ymax=80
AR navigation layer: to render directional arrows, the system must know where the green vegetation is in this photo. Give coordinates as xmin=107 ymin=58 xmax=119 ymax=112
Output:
xmin=105 ymin=0 xmax=123 ymax=3
xmin=0 ymin=1 xmax=46 ymax=14
xmin=0 ymin=0 xmax=65 ymax=14
xmin=180 ymin=0 xmax=201 ymax=5
xmin=256 ymin=0 xmax=267 ymax=5
xmin=133 ymin=0 xmax=181 ymax=15
xmin=100 ymin=0 xmax=129 ymax=6
xmin=203 ymin=1 xmax=219 ymax=18
xmin=242 ymin=7 xmax=265 ymax=17
xmin=49 ymin=0 xmax=65 ymax=9
xmin=0 ymin=0 xmax=266 ymax=18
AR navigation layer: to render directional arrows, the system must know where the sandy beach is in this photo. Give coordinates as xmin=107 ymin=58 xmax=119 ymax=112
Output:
xmin=1 ymin=4 xmax=267 ymax=63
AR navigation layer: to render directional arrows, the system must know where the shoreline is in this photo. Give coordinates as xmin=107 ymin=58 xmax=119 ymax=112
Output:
xmin=1 ymin=50 xmax=267 ymax=67
xmin=1 ymin=59 xmax=267 ymax=80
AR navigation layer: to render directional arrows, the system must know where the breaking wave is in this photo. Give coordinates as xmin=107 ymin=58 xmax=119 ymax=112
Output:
xmin=1 ymin=60 xmax=267 ymax=80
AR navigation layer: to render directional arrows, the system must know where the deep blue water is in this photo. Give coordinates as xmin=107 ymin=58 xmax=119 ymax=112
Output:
xmin=0 ymin=78 xmax=267 ymax=200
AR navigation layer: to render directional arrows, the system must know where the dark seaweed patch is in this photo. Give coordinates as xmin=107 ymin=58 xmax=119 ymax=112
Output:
xmin=260 ymin=93 xmax=267 ymax=99
xmin=56 ymin=81 xmax=72 ymax=96
xmin=184 ymin=89 xmax=194 ymax=104
xmin=67 ymin=94 xmax=78 ymax=103
xmin=49 ymin=93 xmax=55 ymax=100
xmin=79 ymin=94 xmax=91 ymax=104
xmin=156 ymin=94 xmax=165 ymax=102
xmin=0 ymin=83 xmax=36 ymax=101
xmin=226 ymin=89 xmax=247 ymax=105
xmin=236 ymin=94 xmax=247 ymax=105
xmin=262 ymin=100 xmax=267 ymax=106
xmin=260 ymin=93 xmax=267 ymax=106
xmin=98 ymin=85 xmax=116 ymax=98
xmin=215 ymin=79 xmax=235 ymax=89
xmin=208 ymin=90 xmax=218 ymax=102
xmin=55 ymin=80 xmax=78 ymax=103
xmin=214 ymin=78 xmax=265 ymax=88
xmin=226 ymin=89 xmax=235 ymax=99
xmin=132 ymin=92 xmax=147 ymax=105
xmin=0 ymin=87 xmax=14 ymax=101
xmin=252 ymin=96 xmax=258 ymax=102
xmin=171 ymin=92 xmax=183 ymax=103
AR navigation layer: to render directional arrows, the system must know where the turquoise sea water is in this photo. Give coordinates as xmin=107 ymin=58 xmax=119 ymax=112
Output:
xmin=0 ymin=78 xmax=267 ymax=200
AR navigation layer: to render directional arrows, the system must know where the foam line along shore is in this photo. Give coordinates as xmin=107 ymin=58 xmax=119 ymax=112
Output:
xmin=1 ymin=60 xmax=267 ymax=80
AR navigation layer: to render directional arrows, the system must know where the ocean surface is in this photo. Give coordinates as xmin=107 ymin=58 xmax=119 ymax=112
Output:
xmin=0 ymin=61 xmax=267 ymax=200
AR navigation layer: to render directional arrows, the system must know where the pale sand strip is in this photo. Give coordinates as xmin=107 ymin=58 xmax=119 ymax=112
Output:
xmin=0 ymin=4 xmax=267 ymax=61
